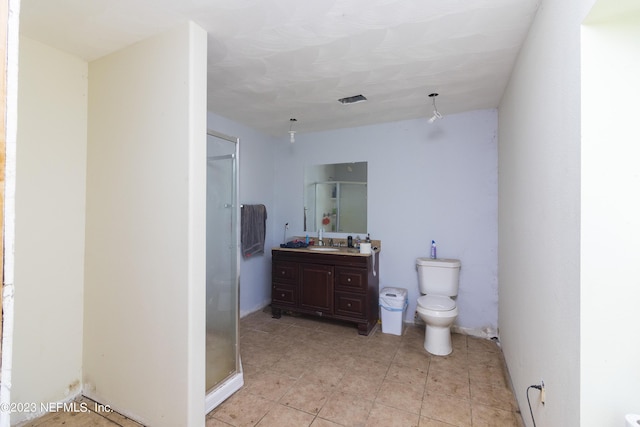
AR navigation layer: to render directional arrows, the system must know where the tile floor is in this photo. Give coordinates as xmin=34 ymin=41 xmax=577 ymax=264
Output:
xmin=19 ymin=309 xmax=523 ymax=427
xmin=207 ymin=309 xmax=523 ymax=427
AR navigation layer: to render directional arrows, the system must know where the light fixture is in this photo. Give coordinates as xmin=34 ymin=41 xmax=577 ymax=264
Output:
xmin=288 ymin=118 xmax=297 ymax=143
xmin=428 ymin=93 xmax=443 ymax=123
xmin=338 ymin=94 xmax=367 ymax=105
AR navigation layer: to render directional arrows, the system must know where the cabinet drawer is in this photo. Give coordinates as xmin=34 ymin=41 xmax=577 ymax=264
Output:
xmin=272 ymin=283 xmax=297 ymax=306
xmin=272 ymin=261 xmax=298 ymax=284
xmin=335 ymin=292 xmax=366 ymax=318
xmin=335 ymin=268 xmax=367 ymax=293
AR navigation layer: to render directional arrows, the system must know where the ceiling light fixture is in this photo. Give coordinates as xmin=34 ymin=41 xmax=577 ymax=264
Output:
xmin=288 ymin=118 xmax=297 ymax=143
xmin=428 ymin=93 xmax=443 ymax=123
xmin=338 ymin=94 xmax=367 ymax=105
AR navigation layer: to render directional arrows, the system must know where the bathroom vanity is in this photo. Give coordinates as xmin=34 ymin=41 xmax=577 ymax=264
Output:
xmin=271 ymin=245 xmax=380 ymax=335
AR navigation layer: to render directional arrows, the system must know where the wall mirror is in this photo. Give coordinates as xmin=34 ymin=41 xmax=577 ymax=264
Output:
xmin=304 ymin=162 xmax=367 ymax=234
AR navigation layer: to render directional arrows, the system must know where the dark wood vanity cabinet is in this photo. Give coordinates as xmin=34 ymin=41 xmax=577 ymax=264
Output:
xmin=271 ymin=249 xmax=380 ymax=335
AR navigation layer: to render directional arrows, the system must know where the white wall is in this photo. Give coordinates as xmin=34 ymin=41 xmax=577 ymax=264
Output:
xmin=500 ymin=1 xmax=640 ymax=425
xmin=83 ymin=22 xmax=207 ymax=427
xmin=206 ymin=112 xmax=278 ymax=316
xmin=272 ymin=111 xmax=499 ymax=334
xmin=12 ymin=37 xmax=87 ymax=424
xmin=498 ymin=0 xmax=582 ymax=426
xmin=581 ymin=2 xmax=640 ymax=424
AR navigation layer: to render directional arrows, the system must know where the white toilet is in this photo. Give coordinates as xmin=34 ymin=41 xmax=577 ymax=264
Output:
xmin=415 ymin=257 xmax=461 ymax=356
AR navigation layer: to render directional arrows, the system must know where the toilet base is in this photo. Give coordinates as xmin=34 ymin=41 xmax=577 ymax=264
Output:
xmin=424 ymin=324 xmax=453 ymax=356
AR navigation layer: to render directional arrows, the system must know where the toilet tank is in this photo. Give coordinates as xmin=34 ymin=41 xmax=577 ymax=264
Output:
xmin=416 ymin=258 xmax=461 ymax=296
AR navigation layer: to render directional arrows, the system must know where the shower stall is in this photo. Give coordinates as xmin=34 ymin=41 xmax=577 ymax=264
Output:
xmin=205 ymin=130 xmax=243 ymax=412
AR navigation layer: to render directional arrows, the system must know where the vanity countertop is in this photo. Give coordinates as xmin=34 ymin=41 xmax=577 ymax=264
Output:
xmin=273 ymin=246 xmax=380 ymax=256
xmin=274 ymin=238 xmax=381 ymax=257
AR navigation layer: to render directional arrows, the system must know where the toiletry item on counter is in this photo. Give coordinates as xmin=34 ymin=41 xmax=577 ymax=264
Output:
xmin=365 ymin=233 xmax=371 ymax=243
xmin=430 ymin=240 xmax=437 ymax=259
xmin=347 ymin=235 xmax=353 ymax=248
xmin=360 ymin=242 xmax=372 ymax=254
xmin=305 ymin=234 xmax=309 ymax=244
xmin=318 ymin=227 xmax=324 ymax=245
xmin=355 ymin=235 xmax=361 ymax=249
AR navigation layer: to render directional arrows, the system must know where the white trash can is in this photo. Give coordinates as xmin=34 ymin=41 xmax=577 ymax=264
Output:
xmin=379 ymin=287 xmax=408 ymax=335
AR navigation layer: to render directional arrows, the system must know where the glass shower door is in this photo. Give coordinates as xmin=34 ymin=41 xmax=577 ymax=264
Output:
xmin=205 ymin=131 xmax=242 ymax=409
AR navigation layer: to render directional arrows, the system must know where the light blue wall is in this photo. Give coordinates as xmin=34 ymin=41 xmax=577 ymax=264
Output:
xmin=273 ymin=110 xmax=499 ymax=332
xmin=208 ymin=109 xmax=498 ymax=333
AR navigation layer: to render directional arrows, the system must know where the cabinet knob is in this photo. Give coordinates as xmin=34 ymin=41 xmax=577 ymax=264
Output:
xmin=347 ymin=277 xmax=351 ymax=282
xmin=281 ymin=271 xmax=286 ymax=275
xmin=281 ymin=293 xmax=285 ymax=297
xmin=328 ymin=271 xmax=331 ymax=275
xmin=347 ymin=303 xmax=352 ymax=307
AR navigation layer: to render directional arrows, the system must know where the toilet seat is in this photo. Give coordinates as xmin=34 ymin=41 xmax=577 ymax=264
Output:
xmin=417 ymin=295 xmax=455 ymax=311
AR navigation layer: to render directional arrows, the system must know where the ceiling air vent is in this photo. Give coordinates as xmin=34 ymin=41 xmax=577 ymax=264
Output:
xmin=338 ymin=94 xmax=367 ymax=105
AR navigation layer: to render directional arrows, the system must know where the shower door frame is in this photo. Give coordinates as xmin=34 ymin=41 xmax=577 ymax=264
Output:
xmin=205 ymin=129 xmax=243 ymax=413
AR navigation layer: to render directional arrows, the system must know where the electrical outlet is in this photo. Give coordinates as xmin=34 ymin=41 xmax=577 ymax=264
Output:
xmin=540 ymin=380 xmax=546 ymax=405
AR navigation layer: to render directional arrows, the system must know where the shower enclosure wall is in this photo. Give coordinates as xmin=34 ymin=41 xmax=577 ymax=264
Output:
xmin=205 ymin=130 xmax=243 ymax=412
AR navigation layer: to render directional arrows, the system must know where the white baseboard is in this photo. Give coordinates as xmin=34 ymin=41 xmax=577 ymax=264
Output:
xmin=451 ymin=325 xmax=499 ymax=342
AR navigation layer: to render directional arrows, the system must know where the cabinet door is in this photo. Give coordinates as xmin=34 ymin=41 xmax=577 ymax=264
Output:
xmin=300 ymin=263 xmax=334 ymax=314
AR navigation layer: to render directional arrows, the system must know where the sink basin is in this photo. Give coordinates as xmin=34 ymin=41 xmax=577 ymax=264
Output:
xmin=309 ymin=247 xmax=340 ymax=252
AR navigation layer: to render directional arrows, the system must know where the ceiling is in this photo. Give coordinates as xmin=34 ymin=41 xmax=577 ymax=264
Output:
xmin=20 ymin=0 xmax=540 ymax=136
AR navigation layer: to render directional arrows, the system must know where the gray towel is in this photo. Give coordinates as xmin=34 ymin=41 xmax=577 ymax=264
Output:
xmin=241 ymin=204 xmax=267 ymax=258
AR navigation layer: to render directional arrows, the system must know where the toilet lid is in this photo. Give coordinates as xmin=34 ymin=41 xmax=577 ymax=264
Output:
xmin=417 ymin=295 xmax=456 ymax=311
